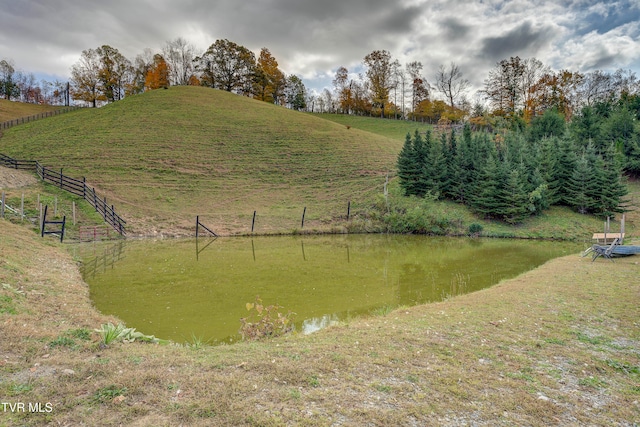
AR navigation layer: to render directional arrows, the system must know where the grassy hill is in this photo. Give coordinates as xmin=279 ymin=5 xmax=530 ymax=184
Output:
xmin=0 ymin=86 xmax=405 ymax=236
xmin=0 ymin=99 xmax=67 ymax=123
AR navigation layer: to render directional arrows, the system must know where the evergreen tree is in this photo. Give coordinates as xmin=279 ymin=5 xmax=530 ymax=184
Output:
xmin=571 ymin=106 xmax=601 ymax=147
xmin=448 ymin=129 xmax=467 ymax=202
xmin=566 ymin=154 xmax=597 ymax=214
xmin=549 ymin=135 xmax=577 ymax=205
xmin=424 ymin=131 xmax=446 ymax=197
xmin=441 ymin=131 xmax=460 ymax=200
xmin=500 ymin=169 xmax=530 ymax=224
xmin=412 ymin=130 xmax=431 ymax=196
xmin=597 ymin=143 xmax=628 ymax=217
xmin=469 ymin=154 xmax=502 ymax=218
xmin=528 ymin=108 xmax=565 ymax=142
xmin=397 ymin=133 xmax=418 ymax=196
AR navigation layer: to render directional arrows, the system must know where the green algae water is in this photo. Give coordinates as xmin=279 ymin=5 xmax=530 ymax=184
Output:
xmin=77 ymin=235 xmax=580 ymax=344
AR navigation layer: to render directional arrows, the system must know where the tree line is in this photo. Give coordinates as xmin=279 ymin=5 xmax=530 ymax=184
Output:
xmin=0 ymin=37 xmax=307 ymax=110
xmin=3 ymin=42 xmax=640 ymax=130
xmin=397 ymin=114 xmax=630 ymax=223
xmin=316 ymin=52 xmax=640 ymax=129
xmin=0 ymin=59 xmax=69 ymax=105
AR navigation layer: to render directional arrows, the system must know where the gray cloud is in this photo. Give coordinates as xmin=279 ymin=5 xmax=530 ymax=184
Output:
xmin=0 ymin=0 xmax=639 ymax=98
xmin=480 ymin=21 xmax=554 ymax=62
xmin=440 ymin=17 xmax=471 ymax=41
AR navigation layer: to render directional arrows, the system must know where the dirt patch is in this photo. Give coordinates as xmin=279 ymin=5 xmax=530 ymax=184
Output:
xmin=0 ymin=166 xmax=37 ymax=189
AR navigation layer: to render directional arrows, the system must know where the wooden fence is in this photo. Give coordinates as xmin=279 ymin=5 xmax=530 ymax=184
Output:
xmin=0 ymin=107 xmax=79 ymax=130
xmin=0 ymin=154 xmax=126 ymax=236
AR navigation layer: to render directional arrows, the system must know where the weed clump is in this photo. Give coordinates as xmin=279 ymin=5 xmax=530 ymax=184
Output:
xmin=239 ymin=296 xmax=295 ymax=341
xmin=94 ymin=322 xmax=168 ymax=346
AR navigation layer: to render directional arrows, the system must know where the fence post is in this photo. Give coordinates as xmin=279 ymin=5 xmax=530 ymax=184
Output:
xmin=196 ymin=216 xmax=199 ymax=238
xmin=60 ymin=168 xmax=63 ymax=188
xmin=301 ymin=206 xmax=306 ymax=229
xmin=347 ymin=201 xmax=351 ymax=221
xmin=251 ymin=211 xmax=256 ymax=233
xmin=82 ymin=177 xmax=86 ymax=199
xmin=60 ymin=216 xmax=66 ymax=243
xmin=41 ymin=205 xmax=48 ymax=237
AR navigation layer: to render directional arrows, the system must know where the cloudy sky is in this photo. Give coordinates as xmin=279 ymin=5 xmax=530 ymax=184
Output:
xmin=1 ymin=0 xmax=640 ymax=98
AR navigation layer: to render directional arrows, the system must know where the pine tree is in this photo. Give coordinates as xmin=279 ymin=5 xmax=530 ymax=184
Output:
xmin=447 ymin=129 xmax=466 ymax=202
xmin=397 ymin=133 xmax=418 ymax=196
xmin=566 ymin=154 xmax=597 ymax=214
xmin=539 ymin=137 xmax=559 ymax=201
xmin=597 ymin=143 xmax=628 ymax=217
xmin=500 ymin=169 xmax=530 ymax=224
xmin=441 ymin=131 xmax=458 ymax=199
xmin=426 ymin=130 xmax=446 ymax=197
xmin=412 ymin=130 xmax=431 ymax=196
xmin=469 ymin=154 xmax=502 ymax=218
xmin=549 ymin=135 xmax=577 ymax=205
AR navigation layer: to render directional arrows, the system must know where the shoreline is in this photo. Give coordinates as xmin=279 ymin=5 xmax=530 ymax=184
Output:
xmin=1 ymin=219 xmax=639 ymax=425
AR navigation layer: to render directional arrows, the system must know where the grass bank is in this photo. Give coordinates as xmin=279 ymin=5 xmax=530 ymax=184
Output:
xmin=1 ymin=218 xmax=639 ymax=426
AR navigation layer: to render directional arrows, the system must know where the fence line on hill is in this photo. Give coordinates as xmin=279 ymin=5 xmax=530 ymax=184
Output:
xmin=0 ymin=107 xmax=79 ymax=130
xmin=0 ymin=153 xmax=126 ymax=236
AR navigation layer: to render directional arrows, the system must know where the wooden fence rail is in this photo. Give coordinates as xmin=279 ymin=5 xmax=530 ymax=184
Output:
xmin=0 ymin=153 xmax=126 ymax=236
xmin=0 ymin=107 xmax=79 ymax=130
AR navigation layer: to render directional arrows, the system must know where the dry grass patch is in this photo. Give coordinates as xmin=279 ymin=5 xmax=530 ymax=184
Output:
xmin=1 ymin=218 xmax=639 ymax=425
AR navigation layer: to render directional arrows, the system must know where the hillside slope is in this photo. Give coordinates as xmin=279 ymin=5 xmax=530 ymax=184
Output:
xmin=0 ymin=99 xmax=66 ymax=123
xmin=1 ymin=86 xmax=403 ymax=235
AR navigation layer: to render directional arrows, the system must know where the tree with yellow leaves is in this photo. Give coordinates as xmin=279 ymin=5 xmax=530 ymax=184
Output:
xmin=145 ymin=54 xmax=170 ymax=91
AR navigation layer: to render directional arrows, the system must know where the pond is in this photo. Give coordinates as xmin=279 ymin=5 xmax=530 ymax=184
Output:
xmin=77 ymin=235 xmax=580 ymax=344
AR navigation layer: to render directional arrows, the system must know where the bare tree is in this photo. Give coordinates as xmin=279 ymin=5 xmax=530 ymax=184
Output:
xmin=436 ymin=61 xmax=469 ymax=111
xmin=163 ymin=37 xmax=196 ymax=86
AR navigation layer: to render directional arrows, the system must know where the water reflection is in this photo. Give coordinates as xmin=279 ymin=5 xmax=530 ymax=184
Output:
xmin=76 ymin=235 xmax=580 ymax=344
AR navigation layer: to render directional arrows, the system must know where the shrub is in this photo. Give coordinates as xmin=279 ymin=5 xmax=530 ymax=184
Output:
xmin=468 ymin=223 xmax=483 ymax=236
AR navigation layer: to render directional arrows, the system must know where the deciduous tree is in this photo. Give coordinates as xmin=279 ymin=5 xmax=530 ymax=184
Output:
xmin=364 ymin=50 xmax=393 ymax=118
xmin=254 ymin=48 xmax=285 ymax=104
xmin=0 ymin=59 xmax=20 ymax=100
xmin=195 ymin=39 xmax=256 ymax=94
xmin=145 ymin=54 xmax=170 ymax=90
xmin=70 ymin=48 xmax=104 ymax=107
xmin=96 ymin=45 xmax=131 ymax=102
xmin=285 ymin=74 xmax=306 ymax=110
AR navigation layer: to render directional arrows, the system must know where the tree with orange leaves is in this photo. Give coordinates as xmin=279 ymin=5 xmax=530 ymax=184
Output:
xmin=145 ymin=54 xmax=170 ymax=90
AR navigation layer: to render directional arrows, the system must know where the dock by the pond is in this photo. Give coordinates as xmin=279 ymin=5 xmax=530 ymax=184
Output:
xmin=584 ymin=214 xmax=640 ymax=260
